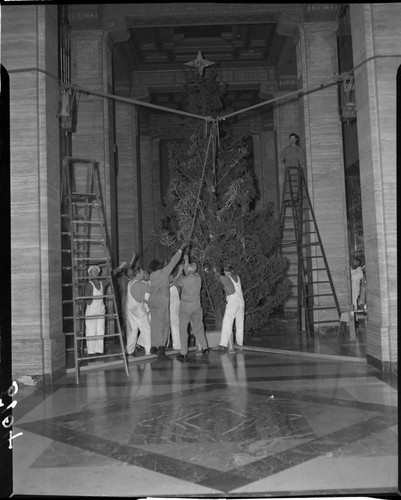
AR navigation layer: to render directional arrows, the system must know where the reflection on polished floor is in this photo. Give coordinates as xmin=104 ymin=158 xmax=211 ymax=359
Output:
xmin=12 ymin=322 xmax=398 ymax=498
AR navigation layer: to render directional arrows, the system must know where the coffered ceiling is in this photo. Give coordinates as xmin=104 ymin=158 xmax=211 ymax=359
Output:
xmin=67 ymin=3 xmax=341 ymax=116
xmin=112 ymin=22 xmax=297 ymax=114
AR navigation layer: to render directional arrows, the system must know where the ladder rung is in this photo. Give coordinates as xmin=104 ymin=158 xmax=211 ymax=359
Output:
xmin=64 ymin=313 xmax=118 ymax=320
xmin=77 ymin=352 xmax=126 ymax=362
xmin=72 ymin=201 xmax=98 ymax=206
xmin=63 ymin=295 xmax=114 ymax=304
xmin=307 ymin=306 xmax=338 ymax=311
xmin=75 ymin=276 xmax=111 ymax=281
xmin=73 ymin=238 xmax=104 ymax=243
xmin=76 ymin=333 xmax=122 ymax=340
xmin=75 ymin=294 xmax=113 ymax=300
xmin=306 ymin=293 xmax=333 ymax=298
xmin=72 ymin=220 xmax=102 ymax=225
xmin=71 ymin=192 xmax=97 ymax=198
xmin=311 ymin=319 xmax=340 ymax=324
xmin=64 ymin=331 xmax=126 ymax=338
xmin=73 ymin=257 xmax=107 ymax=261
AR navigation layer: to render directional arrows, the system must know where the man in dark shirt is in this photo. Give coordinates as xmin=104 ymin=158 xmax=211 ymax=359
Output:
xmin=148 ymin=241 xmax=187 ymax=360
xmin=280 ymin=133 xmax=306 ymax=170
xmin=175 ymin=254 xmax=209 ymax=362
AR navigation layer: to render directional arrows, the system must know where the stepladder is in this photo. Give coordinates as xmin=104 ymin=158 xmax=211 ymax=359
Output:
xmin=279 ymin=166 xmax=340 ymax=340
xmin=61 ymin=156 xmax=129 ymax=384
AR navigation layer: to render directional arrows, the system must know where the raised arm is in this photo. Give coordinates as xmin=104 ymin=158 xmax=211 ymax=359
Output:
xmin=213 ymin=266 xmax=222 ymax=281
xmin=164 ymin=241 xmax=188 ymax=275
xmin=112 ymin=249 xmax=138 ymax=277
xmin=112 ymin=261 xmax=127 ymax=277
xmin=129 ymin=249 xmax=138 ymax=267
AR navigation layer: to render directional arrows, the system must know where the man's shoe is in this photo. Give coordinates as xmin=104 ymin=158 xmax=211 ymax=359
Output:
xmin=202 ymin=348 xmax=209 ymax=356
xmin=234 ymin=344 xmax=244 ymax=350
xmin=150 ymin=347 xmax=157 ymax=355
xmin=176 ymin=354 xmax=188 ymax=362
xmin=214 ymin=345 xmax=228 ymax=353
xmin=157 ymin=346 xmax=171 ymax=361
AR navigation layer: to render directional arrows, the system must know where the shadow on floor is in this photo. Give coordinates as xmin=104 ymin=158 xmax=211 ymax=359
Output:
xmin=245 ymin=316 xmax=367 ymax=359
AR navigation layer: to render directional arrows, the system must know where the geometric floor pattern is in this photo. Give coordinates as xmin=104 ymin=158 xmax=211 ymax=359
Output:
xmin=12 ymin=349 xmax=398 ymax=497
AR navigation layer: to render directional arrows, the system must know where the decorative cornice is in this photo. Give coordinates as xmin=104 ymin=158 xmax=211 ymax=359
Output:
xmin=68 ymin=5 xmax=102 ymax=31
xmin=278 ymin=75 xmax=298 ymax=91
xmin=103 ymin=3 xmax=284 ymax=28
xmin=68 ymin=4 xmax=131 ymax=46
xmin=276 ymin=9 xmax=303 ymax=41
xmin=276 ymin=4 xmax=340 ymax=40
xmin=303 ymin=3 xmax=340 ymax=23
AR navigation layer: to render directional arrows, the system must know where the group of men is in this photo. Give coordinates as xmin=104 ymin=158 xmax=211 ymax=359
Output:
xmin=84 ymin=242 xmax=245 ymax=362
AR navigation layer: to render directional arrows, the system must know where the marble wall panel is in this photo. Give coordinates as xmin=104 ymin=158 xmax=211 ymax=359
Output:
xmin=2 ymin=5 xmax=64 ymax=380
xmin=298 ymin=22 xmax=350 ymax=314
xmin=350 ymin=4 xmax=399 ymax=370
xmin=140 ymin=137 xmax=157 ymax=260
xmin=70 ymin=30 xmax=117 ymax=263
xmin=115 ymin=103 xmax=140 ymax=261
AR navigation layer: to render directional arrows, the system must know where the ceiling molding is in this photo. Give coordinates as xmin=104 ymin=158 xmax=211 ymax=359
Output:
xmin=102 ymin=3 xmax=296 ymax=28
xmin=303 ymin=3 xmax=340 ymax=23
xmin=68 ymin=4 xmax=102 ymax=31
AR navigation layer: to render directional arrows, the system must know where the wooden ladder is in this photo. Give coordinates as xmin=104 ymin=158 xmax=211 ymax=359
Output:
xmin=280 ymin=166 xmax=340 ymax=340
xmin=61 ymin=157 xmax=129 ymax=384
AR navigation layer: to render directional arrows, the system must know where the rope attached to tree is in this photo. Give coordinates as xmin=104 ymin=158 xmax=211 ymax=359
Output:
xmin=187 ymin=120 xmax=218 ymax=244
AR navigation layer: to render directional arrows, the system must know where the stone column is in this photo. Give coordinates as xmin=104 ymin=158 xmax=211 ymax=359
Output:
xmin=139 ymin=135 xmax=161 ymax=262
xmin=296 ymin=17 xmax=351 ymax=320
xmin=350 ymin=4 xmax=399 ymax=374
xmin=115 ymin=102 xmax=142 ymax=262
xmin=2 ymin=5 xmax=64 ymax=381
xmin=69 ymin=5 xmax=117 ymax=263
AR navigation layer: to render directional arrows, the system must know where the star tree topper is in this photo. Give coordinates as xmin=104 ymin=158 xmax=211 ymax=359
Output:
xmin=185 ymin=50 xmax=215 ymax=76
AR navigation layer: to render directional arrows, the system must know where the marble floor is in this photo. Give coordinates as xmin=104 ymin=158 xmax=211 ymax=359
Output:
xmin=11 ymin=326 xmax=398 ymax=498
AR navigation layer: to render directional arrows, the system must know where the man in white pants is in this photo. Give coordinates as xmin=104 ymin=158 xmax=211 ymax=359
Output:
xmin=214 ymin=264 xmax=245 ymax=353
xmin=169 ymin=279 xmax=181 ymax=350
xmin=85 ymin=265 xmax=106 ymax=355
xmin=126 ymin=267 xmax=151 ymax=356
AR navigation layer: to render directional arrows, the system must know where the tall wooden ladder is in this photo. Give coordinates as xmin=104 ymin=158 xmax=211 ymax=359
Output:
xmin=279 ymin=166 xmax=340 ymax=339
xmin=61 ymin=156 xmax=129 ymax=384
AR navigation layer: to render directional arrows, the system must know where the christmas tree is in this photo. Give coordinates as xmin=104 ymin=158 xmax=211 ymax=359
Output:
xmin=154 ymin=68 xmax=291 ymax=333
